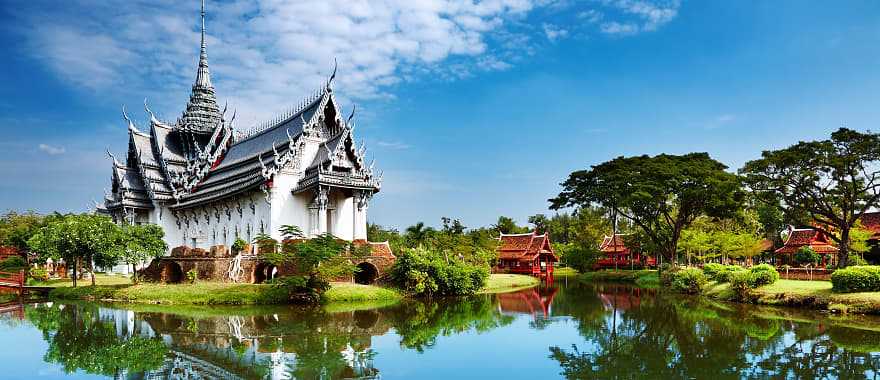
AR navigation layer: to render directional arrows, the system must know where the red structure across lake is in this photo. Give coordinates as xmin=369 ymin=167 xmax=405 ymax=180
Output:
xmin=495 ymin=231 xmax=558 ymax=275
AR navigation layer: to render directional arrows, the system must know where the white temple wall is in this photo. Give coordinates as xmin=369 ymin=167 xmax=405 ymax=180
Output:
xmin=331 ymin=192 xmax=355 ymax=240
xmin=269 ymin=171 xmax=310 ymax=241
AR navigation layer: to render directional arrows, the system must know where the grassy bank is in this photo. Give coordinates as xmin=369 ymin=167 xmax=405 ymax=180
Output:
xmin=553 ymin=267 xmax=579 ymax=277
xmin=704 ymin=279 xmax=880 ymax=314
xmin=48 ymin=281 xmax=402 ymax=306
xmin=324 ymin=282 xmax=402 ymax=302
xmin=580 ymin=269 xmax=659 ymax=288
xmin=479 ymin=274 xmax=540 ymax=294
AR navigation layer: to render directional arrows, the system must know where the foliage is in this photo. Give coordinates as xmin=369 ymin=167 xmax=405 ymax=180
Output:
xmin=0 ymin=210 xmax=49 ymax=252
xmin=670 ymin=268 xmax=708 ymax=294
xmin=728 ymin=270 xmax=756 ymax=300
xmin=492 ymin=216 xmax=529 ymax=234
xmin=831 ymin=266 xmax=880 ymax=293
xmin=794 ymin=247 xmax=821 ymax=267
xmin=0 ymin=255 xmax=27 ymax=270
xmin=551 ymin=153 xmax=744 ymax=262
xmin=749 ymin=264 xmax=780 ymax=286
xmin=112 ymin=224 xmax=166 ymax=283
xmin=259 ymin=225 xmax=364 ymax=303
xmin=231 ymin=237 xmax=247 ymax=254
xmin=741 ymin=128 xmax=880 ymax=267
xmin=556 ymin=242 xmax=601 ymax=273
xmin=849 ymin=253 xmax=868 ymax=266
xmin=389 ymin=247 xmax=490 ymax=297
xmin=186 ymin=269 xmax=198 ymax=284
xmin=29 ymin=267 xmax=49 ymax=281
xmin=27 ymin=213 xmax=120 ymax=287
xmin=702 ymin=263 xmax=746 ymax=283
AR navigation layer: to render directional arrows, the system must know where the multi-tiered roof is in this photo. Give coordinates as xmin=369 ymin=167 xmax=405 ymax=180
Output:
xmin=104 ymin=1 xmax=380 ymax=214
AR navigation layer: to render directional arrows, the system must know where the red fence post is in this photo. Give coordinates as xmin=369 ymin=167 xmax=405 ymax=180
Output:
xmin=18 ymin=269 xmax=24 ymax=296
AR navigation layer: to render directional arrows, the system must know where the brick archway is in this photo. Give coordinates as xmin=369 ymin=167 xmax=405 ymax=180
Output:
xmin=162 ymin=262 xmax=184 ymax=284
xmin=354 ymin=262 xmax=379 ymax=285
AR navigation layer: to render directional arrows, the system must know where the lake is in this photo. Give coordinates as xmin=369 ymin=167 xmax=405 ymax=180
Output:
xmin=3 ymin=276 xmax=880 ymax=379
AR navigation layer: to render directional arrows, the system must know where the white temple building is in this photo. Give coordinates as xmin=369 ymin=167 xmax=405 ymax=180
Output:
xmin=101 ymin=1 xmax=382 ymax=254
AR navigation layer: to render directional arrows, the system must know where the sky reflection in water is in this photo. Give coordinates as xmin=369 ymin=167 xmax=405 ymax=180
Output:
xmin=2 ymin=277 xmax=880 ymax=379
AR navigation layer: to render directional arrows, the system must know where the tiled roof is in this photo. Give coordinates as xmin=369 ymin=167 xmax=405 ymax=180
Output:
xmin=497 ymin=232 xmax=558 ymax=262
xmin=775 ymin=228 xmax=838 ymax=254
xmin=599 ymin=234 xmax=629 ymax=254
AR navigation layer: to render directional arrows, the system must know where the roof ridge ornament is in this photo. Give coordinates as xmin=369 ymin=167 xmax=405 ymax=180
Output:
xmin=122 ymin=105 xmax=139 ymax=133
xmin=327 ymin=58 xmax=337 ymax=89
xmin=144 ymin=98 xmax=160 ymax=125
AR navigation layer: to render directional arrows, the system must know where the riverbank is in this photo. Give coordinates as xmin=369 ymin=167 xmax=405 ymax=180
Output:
xmin=479 ymin=274 xmax=541 ymax=294
xmin=41 ymin=273 xmax=539 ymax=305
xmin=579 ymin=269 xmax=659 ymax=288
xmin=704 ymin=279 xmax=880 ymax=314
xmin=579 ymin=269 xmax=880 ymax=315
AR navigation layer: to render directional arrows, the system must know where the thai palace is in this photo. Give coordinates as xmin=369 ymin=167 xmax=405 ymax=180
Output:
xmin=98 ymin=1 xmax=394 ymax=283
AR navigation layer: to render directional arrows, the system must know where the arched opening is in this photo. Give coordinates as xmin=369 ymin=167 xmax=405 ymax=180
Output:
xmin=162 ymin=262 xmax=184 ymax=284
xmin=253 ymin=263 xmax=278 ymax=284
xmin=354 ymin=262 xmax=379 ymax=285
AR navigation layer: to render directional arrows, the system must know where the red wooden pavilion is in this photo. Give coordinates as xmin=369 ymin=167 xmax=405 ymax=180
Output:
xmin=495 ymin=231 xmax=558 ymax=275
xmin=775 ymin=227 xmax=838 ymax=267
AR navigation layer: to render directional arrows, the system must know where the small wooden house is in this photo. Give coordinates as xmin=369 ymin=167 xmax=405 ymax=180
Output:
xmin=775 ymin=227 xmax=838 ymax=267
xmin=596 ymin=234 xmax=655 ymax=269
xmin=495 ymin=232 xmax=558 ymax=275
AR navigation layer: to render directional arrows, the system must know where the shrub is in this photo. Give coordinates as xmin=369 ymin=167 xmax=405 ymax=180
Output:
xmin=268 ymin=275 xmax=328 ymax=304
xmin=749 ymin=264 xmax=779 ymax=287
xmin=659 ymin=263 xmax=679 ymax=287
xmin=702 ymin=263 xmax=746 ymax=283
xmin=0 ymin=256 xmax=27 ymax=271
xmin=29 ymin=267 xmax=48 ymax=282
xmin=389 ymin=247 xmax=490 ymax=297
xmin=670 ymin=268 xmax=707 ymax=294
xmin=186 ymin=269 xmax=198 ymax=284
xmin=231 ymin=238 xmax=247 ymax=254
xmin=849 ymin=254 xmax=868 ymax=266
xmin=794 ymin=247 xmax=820 ymax=267
xmin=832 ymin=266 xmax=880 ymax=293
xmin=729 ymin=270 xmax=755 ymax=300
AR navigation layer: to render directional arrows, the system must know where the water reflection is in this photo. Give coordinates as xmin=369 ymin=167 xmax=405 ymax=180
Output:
xmin=7 ymin=279 xmax=880 ymax=379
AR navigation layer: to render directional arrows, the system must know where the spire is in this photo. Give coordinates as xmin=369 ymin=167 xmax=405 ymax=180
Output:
xmin=195 ymin=0 xmax=212 ymax=89
xmin=179 ymin=0 xmax=221 ymax=134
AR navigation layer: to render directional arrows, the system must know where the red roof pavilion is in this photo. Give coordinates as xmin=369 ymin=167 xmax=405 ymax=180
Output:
xmin=774 ymin=227 xmax=838 ymax=255
xmin=496 ymin=231 xmax=558 ymax=275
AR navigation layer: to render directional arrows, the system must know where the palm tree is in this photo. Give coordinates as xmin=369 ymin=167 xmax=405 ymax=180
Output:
xmin=405 ymin=222 xmax=433 ymax=247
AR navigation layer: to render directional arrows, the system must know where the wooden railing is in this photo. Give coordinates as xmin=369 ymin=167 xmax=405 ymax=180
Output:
xmin=0 ymin=270 xmax=25 ymax=294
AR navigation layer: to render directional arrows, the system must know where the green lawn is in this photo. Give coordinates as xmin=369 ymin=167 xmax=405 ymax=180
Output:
xmin=553 ymin=267 xmax=579 ymax=277
xmin=30 ymin=273 xmax=134 ymax=287
xmin=579 ymin=269 xmax=659 ymax=288
xmin=47 ymin=280 xmax=402 ymax=306
xmin=703 ymin=279 xmax=880 ymax=314
xmin=324 ymin=282 xmax=402 ymax=302
xmin=479 ymin=274 xmax=540 ymax=294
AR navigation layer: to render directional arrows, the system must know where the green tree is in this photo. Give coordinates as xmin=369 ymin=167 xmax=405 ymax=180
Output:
xmin=0 ymin=211 xmax=48 ymax=254
xmin=114 ymin=224 xmax=166 ymax=283
xmin=492 ymin=216 xmax=529 ymax=235
xmin=404 ymin=222 xmax=435 ymax=247
xmin=28 ymin=214 xmax=121 ymax=287
xmin=551 ymin=153 xmax=744 ymax=263
xmin=741 ymin=128 xmax=880 ymax=267
xmin=794 ymin=246 xmax=820 ymax=267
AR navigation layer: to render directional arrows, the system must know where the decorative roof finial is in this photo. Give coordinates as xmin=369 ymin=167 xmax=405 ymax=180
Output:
xmin=347 ymin=104 xmax=356 ymax=124
xmin=122 ymin=105 xmax=138 ymax=132
xmin=194 ymin=0 xmax=212 ymax=89
xmin=144 ymin=98 xmax=160 ymax=125
xmin=327 ymin=58 xmax=337 ymax=88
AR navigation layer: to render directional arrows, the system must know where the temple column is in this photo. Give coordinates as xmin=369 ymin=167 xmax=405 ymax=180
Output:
xmin=354 ymin=191 xmax=370 ymax=240
xmin=309 ymin=187 xmax=329 ymax=236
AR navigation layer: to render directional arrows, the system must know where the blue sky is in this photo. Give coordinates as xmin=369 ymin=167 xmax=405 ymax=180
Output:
xmin=1 ymin=0 xmax=879 ymax=230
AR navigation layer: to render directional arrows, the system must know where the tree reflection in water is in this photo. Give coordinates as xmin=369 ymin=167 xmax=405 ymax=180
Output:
xmin=17 ymin=278 xmax=880 ymax=379
xmin=548 ymin=281 xmax=880 ymax=379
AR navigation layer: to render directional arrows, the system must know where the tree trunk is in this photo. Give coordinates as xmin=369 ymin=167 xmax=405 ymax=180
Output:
xmin=838 ymin=228 xmax=850 ymax=268
xmin=90 ymin=259 xmax=96 ymax=286
xmin=132 ymin=263 xmax=138 ymax=284
xmin=72 ymin=258 xmax=78 ymax=288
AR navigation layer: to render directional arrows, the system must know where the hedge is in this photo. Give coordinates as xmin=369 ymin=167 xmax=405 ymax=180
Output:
xmin=702 ymin=263 xmax=746 ymax=283
xmin=670 ymin=268 xmax=707 ymax=294
xmin=831 ymin=266 xmax=880 ymax=293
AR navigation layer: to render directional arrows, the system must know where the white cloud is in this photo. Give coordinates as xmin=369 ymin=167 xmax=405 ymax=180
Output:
xmin=375 ymin=140 xmax=411 ymax=150
xmin=13 ymin=0 xmax=681 ymax=127
xmin=38 ymin=144 xmax=66 ymax=155
xmin=598 ymin=0 xmax=680 ymax=36
xmin=542 ymin=23 xmax=569 ymax=41
xmin=704 ymin=114 xmax=737 ymax=129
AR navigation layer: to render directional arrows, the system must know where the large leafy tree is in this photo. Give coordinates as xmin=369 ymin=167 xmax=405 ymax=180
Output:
xmin=0 ymin=211 xmax=49 ymax=254
xmin=740 ymin=128 xmax=880 ymax=267
xmin=550 ymin=153 xmax=744 ymax=263
xmin=28 ymin=214 xmax=120 ymax=287
xmin=113 ymin=224 xmax=167 ymax=283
